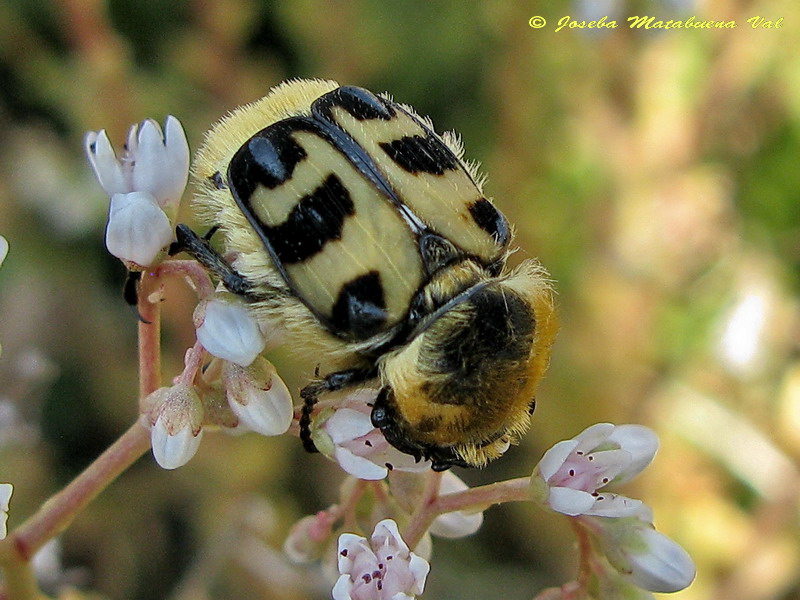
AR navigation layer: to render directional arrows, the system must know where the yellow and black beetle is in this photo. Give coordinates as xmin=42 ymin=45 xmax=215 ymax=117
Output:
xmin=172 ymin=79 xmax=557 ymax=471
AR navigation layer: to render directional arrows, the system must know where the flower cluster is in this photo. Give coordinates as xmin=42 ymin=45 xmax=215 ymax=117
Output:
xmin=86 ymin=119 xmax=293 ymax=470
xmin=85 ymin=117 xmax=188 ymax=268
xmin=531 ymin=423 xmax=696 ymax=595
xmin=140 ymin=295 xmax=293 ymax=469
xmin=334 ymin=519 xmax=429 ymax=600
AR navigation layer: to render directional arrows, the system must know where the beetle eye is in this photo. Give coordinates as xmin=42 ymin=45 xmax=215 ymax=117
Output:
xmin=371 ymin=406 xmax=388 ymax=427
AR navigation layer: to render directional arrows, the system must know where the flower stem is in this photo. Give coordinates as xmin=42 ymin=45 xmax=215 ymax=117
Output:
xmin=1 ymin=422 xmax=151 ymax=564
xmin=138 ymin=270 xmax=162 ymax=397
xmin=435 ymin=476 xmax=531 ymax=513
xmin=402 ymin=471 xmax=442 ymax=550
xmin=0 ymin=268 xmax=163 ymax=598
xmin=403 ymin=475 xmax=532 ymax=550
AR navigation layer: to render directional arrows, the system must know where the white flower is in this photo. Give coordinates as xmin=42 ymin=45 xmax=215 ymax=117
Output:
xmin=333 ymin=519 xmax=430 ymax=600
xmin=315 ymin=391 xmax=431 ymax=480
xmin=105 ymin=191 xmax=174 ymax=267
xmin=196 ymin=297 xmax=266 ymax=367
xmin=532 ymin=423 xmax=658 ymax=517
xmin=86 ymin=117 xmax=189 ymax=267
xmin=143 ymin=384 xmax=204 ymax=470
xmin=429 ymin=471 xmax=484 ymax=538
xmin=224 ymin=357 xmax=293 ymax=436
xmin=85 ymin=116 xmax=189 ymax=218
xmin=0 ymin=483 xmax=12 ymax=539
xmin=591 ymin=515 xmax=696 ymax=593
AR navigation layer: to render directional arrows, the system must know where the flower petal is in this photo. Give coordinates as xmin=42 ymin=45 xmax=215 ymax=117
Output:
xmin=547 ymin=486 xmax=597 ymax=516
xmin=196 ymin=298 xmax=266 ymax=366
xmin=105 ymin=192 xmax=173 ymax=267
xmin=626 ymin=527 xmax=696 ymax=593
xmin=132 ymin=117 xmax=189 ymax=213
xmin=573 ymin=422 xmax=615 ymax=453
xmin=85 ymin=130 xmax=127 ymax=196
xmin=334 ymin=447 xmax=389 ymax=480
xmin=228 ymin=370 xmax=293 ymax=436
xmin=537 ymin=439 xmax=580 ymax=481
xmin=407 ymin=553 xmax=431 ymax=594
xmin=584 ymin=493 xmax=644 ymax=518
xmin=607 ymin=425 xmax=659 ymax=483
xmin=151 ymin=415 xmax=203 ymax=470
xmin=325 ymin=408 xmax=377 ymax=445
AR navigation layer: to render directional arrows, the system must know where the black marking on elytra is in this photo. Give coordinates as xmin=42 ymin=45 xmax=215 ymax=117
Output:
xmin=468 ymin=198 xmax=510 ymax=247
xmin=313 ymin=86 xmax=396 ymax=122
xmin=228 ymin=120 xmax=308 ymax=197
xmin=379 ymin=132 xmax=459 ymax=175
xmin=331 ymin=270 xmax=388 ymax=340
xmin=263 ymin=173 xmax=354 ymax=265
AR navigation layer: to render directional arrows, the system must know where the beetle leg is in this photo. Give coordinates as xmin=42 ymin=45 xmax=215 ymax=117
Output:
xmin=299 ymin=367 xmax=377 ymax=453
xmin=170 ymin=223 xmax=259 ymax=299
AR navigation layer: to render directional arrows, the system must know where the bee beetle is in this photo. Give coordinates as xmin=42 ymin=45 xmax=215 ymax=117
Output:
xmin=175 ymin=79 xmax=557 ymax=471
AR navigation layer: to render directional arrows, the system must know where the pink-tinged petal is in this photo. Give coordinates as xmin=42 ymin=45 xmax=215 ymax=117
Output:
xmin=334 ymin=447 xmax=389 ymax=480
xmin=335 ymin=520 xmax=428 ymax=600
xmin=105 ymin=192 xmax=173 ymax=267
xmin=326 ymin=408 xmax=377 ymax=444
xmin=429 ymin=508 xmax=482 ymax=538
xmin=584 ymin=448 xmax=633 ymax=482
xmin=337 ymin=533 xmax=369 ymax=572
xmin=196 ymin=298 xmax=266 ymax=366
xmin=626 ymin=527 xmax=696 ymax=593
xmin=372 ymin=519 xmax=408 ymax=551
xmin=547 ymin=486 xmax=597 ymax=516
xmin=537 ymin=439 xmax=580 ymax=481
xmin=607 ymin=425 xmax=659 ymax=483
xmin=584 ymin=493 xmax=644 ymax=518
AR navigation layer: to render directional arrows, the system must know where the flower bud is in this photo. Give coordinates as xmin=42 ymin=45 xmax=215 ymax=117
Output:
xmin=224 ymin=357 xmax=292 ymax=436
xmin=195 ymin=297 xmax=266 ymax=367
xmin=105 ymin=191 xmax=173 ymax=267
xmin=284 ymin=510 xmax=336 ymax=563
xmin=144 ymin=384 xmax=204 ymax=470
xmin=592 ymin=516 xmax=696 ymax=593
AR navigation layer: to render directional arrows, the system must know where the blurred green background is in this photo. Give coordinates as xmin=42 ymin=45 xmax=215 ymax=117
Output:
xmin=1 ymin=0 xmax=799 ymax=598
